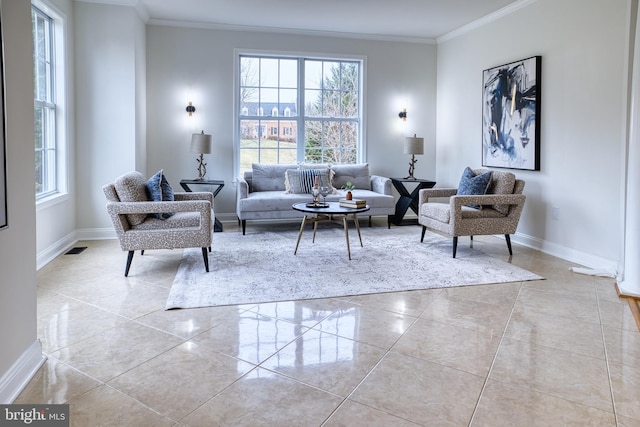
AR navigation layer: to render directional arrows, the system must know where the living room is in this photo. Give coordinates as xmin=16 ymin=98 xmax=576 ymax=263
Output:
xmin=1 ymin=0 xmax=639 ymax=424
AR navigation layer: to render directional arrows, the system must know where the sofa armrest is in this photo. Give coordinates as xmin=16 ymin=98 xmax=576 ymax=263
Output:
xmin=174 ymin=191 xmax=213 ymax=205
xmin=106 ymin=200 xmax=212 ymax=236
xmin=419 ymin=188 xmax=457 ymax=204
xmin=371 ymin=175 xmax=392 ymax=195
xmin=450 ymin=194 xmax=526 ymax=219
xmin=237 ymin=176 xmax=249 ymax=200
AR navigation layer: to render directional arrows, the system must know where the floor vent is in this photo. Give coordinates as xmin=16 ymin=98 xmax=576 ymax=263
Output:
xmin=65 ymin=247 xmax=88 ymax=255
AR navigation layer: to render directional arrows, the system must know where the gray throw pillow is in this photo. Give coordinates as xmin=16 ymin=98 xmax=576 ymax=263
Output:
xmin=457 ymin=167 xmax=492 ymax=209
xmin=114 ymin=171 xmax=149 ymax=226
xmin=330 ymin=163 xmax=371 ymax=190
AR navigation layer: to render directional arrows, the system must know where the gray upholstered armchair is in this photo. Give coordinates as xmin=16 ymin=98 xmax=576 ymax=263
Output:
xmin=418 ymin=169 xmax=525 ymax=257
xmin=103 ymin=171 xmax=213 ymax=276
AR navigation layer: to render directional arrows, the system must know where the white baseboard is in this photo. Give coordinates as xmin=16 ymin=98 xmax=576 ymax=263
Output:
xmin=76 ymin=227 xmax=116 ymax=241
xmin=37 ymin=232 xmax=78 ymax=270
xmin=0 ymin=341 xmax=46 ymax=404
xmin=512 ymin=232 xmax=620 ymax=276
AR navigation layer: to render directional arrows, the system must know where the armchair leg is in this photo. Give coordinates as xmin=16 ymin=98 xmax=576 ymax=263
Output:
xmin=420 ymin=226 xmax=426 ymax=242
xmin=505 ymin=234 xmax=513 ymax=256
xmin=202 ymin=247 xmax=210 ymax=272
xmin=125 ymin=251 xmax=134 ymax=277
xmin=241 ymin=220 xmax=246 ymax=235
xmin=453 ymin=237 xmax=458 ymax=258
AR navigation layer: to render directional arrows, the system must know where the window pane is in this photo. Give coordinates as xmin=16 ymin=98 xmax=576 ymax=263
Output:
xmin=260 ymin=58 xmax=278 ymax=87
xmin=34 ymin=105 xmax=44 ymax=149
xmin=279 ymin=59 xmax=297 ymax=88
xmin=322 ymin=62 xmax=341 ymax=90
xmin=305 ymin=60 xmax=322 ymax=89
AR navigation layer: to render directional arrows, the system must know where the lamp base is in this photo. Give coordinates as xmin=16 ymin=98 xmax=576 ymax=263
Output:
xmin=196 ymin=153 xmax=207 ymax=180
xmin=404 ymin=154 xmax=418 ymax=180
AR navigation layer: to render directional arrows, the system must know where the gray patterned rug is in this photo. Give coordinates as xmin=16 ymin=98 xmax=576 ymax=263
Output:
xmin=166 ymin=225 xmax=543 ymax=309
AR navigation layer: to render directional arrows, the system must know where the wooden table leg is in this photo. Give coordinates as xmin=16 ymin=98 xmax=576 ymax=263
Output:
xmin=294 ymin=215 xmax=307 ymax=255
xmin=312 ymin=217 xmax=318 ymax=243
xmin=343 ymin=216 xmax=351 ymax=260
xmin=353 ymin=214 xmax=363 ymax=247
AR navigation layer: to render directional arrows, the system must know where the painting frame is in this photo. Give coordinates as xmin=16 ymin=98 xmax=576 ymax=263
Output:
xmin=0 ymin=8 xmax=6 ymax=230
xmin=482 ymin=55 xmax=541 ymax=171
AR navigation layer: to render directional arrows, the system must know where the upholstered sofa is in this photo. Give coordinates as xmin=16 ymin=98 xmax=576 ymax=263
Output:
xmin=236 ymin=163 xmax=395 ymax=234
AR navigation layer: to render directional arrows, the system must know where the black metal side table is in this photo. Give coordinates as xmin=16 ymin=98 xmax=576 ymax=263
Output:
xmin=180 ymin=179 xmax=225 ymax=232
xmin=389 ymin=177 xmax=436 ymax=226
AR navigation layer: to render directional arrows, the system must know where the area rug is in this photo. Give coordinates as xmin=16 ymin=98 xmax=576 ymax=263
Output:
xmin=166 ymin=225 xmax=543 ymax=309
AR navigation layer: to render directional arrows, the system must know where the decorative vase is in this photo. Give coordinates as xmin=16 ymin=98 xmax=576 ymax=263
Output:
xmin=346 ymin=190 xmax=353 ymax=200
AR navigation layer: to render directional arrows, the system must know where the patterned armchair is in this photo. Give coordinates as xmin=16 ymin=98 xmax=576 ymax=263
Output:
xmin=103 ymin=171 xmax=213 ymax=276
xmin=418 ymin=169 xmax=525 ymax=257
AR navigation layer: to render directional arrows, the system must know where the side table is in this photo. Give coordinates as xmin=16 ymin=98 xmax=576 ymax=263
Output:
xmin=180 ymin=179 xmax=225 ymax=232
xmin=389 ymin=177 xmax=436 ymax=226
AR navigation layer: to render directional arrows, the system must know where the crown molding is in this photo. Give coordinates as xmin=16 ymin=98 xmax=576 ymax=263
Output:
xmin=437 ymin=0 xmax=538 ymax=44
xmin=74 ymin=0 xmax=149 ymax=23
xmin=147 ymin=18 xmax=437 ymax=45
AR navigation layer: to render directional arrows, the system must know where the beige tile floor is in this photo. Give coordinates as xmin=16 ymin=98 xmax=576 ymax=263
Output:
xmin=16 ymin=222 xmax=640 ymax=426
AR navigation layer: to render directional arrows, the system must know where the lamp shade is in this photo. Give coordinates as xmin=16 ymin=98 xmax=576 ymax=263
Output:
xmin=403 ymin=135 xmax=424 ymax=155
xmin=190 ymin=132 xmax=212 ymax=154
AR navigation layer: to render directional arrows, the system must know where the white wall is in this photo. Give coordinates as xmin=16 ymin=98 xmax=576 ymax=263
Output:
xmin=0 ymin=0 xmax=45 ymax=402
xmin=74 ymin=2 xmax=146 ymax=233
xmin=436 ymin=0 xmax=629 ymax=270
xmin=144 ymin=25 xmax=437 ymax=219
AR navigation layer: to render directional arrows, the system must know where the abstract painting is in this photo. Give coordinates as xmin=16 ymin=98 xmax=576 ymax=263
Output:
xmin=482 ymin=56 xmax=541 ymax=171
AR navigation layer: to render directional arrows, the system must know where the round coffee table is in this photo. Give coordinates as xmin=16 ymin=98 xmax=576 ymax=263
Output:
xmin=292 ymin=201 xmax=370 ymax=260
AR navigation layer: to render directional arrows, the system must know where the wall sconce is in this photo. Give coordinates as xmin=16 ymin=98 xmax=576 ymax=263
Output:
xmin=398 ymin=108 xmax=407 ymax=121
xmin=186 ymin=102 xmax=196 ymax=116
xmin=190 ymin=130 xmax=212 ymax=180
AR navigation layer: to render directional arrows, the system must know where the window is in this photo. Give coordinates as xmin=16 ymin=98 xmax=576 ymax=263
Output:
xmin=32 ymin=2 xmax=66 ymax=200
xmin=238 ymin=54 xmax=362 ymax=170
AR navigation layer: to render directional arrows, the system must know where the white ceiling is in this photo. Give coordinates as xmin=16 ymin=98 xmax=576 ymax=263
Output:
xmin=112 ymin=0 xmax=524 ymax=42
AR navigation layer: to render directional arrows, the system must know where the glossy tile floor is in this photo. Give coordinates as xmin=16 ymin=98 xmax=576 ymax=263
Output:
xmin=17 ymin=222 xmax=640 ymax=426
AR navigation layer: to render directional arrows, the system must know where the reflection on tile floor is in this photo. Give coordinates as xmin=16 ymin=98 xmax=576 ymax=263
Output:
xmin=16 ymin=222 xmax=640 ymax=426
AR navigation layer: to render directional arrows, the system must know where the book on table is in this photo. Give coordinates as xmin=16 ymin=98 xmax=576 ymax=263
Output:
xmin=339 ymin=198 xmax=366 ymax=208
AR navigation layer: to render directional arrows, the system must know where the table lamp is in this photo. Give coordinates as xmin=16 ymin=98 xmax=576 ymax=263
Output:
xmin=404 ymin=134 xmax=424 ymax=180
xmin=191 ymin=130 xmax=212 ymax=180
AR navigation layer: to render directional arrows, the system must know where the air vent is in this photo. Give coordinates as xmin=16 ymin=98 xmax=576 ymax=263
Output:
xmin=65 ymin=247 xmax=87 ymax=255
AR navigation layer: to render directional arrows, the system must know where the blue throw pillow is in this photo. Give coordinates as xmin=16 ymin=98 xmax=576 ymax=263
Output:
xmin=147 ymin=170 xmax=175 ymax=219
xmin=457 ymin=167 xmax=492 ymax=209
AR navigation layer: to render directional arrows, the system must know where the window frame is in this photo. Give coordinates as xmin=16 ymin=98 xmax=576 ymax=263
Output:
xmin=32 ymin=0 xmax=68 ymax=204
xmin=234 ymin=49 xmax=366 ymax=179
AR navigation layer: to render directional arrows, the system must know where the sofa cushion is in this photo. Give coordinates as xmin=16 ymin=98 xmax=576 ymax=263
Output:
xmin=457 ymin=167 xmax=492 ymax=209
xmin=331 ymin=163 xmax=371 ymax=190
xmin=114 ymin=171 xmax=149 ymax=226
xmin=147 ymin=170 xmax=175 ymax=219
xmin=251 ymin=163 xmax=296 ymax=192
xmin=285 ymin=168 xmax=332 ymax=194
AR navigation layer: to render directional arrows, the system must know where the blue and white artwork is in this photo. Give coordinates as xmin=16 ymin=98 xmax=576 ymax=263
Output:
xmin=482 ymin=56 xmax=541 ymax=171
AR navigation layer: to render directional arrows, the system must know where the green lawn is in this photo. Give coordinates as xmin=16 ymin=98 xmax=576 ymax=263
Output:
xmin=240 ymin=139 xmax=297 ymax=169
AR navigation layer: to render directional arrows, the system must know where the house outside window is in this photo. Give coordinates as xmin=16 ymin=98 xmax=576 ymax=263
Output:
xmin=238 ymin=54 xmax=363 ymax=170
